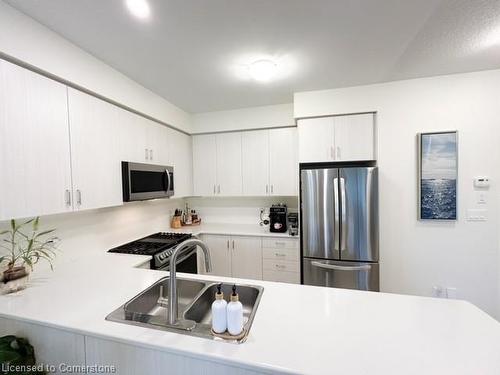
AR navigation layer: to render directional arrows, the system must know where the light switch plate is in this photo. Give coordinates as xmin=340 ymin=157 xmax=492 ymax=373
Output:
xmin=466 ymin=209 xmax=487 ymax=221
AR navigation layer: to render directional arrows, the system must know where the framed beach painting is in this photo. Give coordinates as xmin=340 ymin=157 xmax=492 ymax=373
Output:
xmin=418 ymin=131 xmax=458 ymax=220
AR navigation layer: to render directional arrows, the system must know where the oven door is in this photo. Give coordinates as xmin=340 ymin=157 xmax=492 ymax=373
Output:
xmin=122 ymin=162 xmax=174 ymax=201
xmin=158 ymin=247 xmax=198 ymax=274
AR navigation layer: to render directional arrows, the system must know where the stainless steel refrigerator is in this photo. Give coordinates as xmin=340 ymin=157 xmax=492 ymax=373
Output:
xmin=300 ymin=166 xmax=379 ymax=291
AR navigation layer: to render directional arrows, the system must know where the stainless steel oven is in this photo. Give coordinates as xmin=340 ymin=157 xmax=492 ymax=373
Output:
xmin=157 ymin=246 xmax=198 ymax=274
xmin=122 ymin=162 xmax=174 ymax=202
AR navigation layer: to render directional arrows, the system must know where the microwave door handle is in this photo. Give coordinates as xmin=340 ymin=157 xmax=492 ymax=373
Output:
xmin=165 ymin=169 xmax=171 ymax=192
xmin=311 ymin=261 xmax=371 ymax=271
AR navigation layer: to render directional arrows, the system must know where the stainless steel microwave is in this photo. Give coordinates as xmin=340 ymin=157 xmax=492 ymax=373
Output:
xmin=122 ymin=162 xmax=174 ymax=202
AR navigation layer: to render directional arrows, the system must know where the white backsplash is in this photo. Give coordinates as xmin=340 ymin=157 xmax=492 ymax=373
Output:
xmin=186 ymin=196 xmax=298 ymax=225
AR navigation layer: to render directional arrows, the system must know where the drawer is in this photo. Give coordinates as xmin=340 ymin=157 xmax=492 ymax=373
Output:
xmin=263 ymin=259 xmax=300 ymax=273
xmin=262 ymin=238 xmax=299 ymax=250
xmin=262 ymin=246 xmax=299 ymax=262
xmin=263 ymin=269 xmax=300 ymax=284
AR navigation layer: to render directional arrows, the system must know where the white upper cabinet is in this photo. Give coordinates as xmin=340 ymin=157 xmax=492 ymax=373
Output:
xmin=333 ymin=113 xmax=375 ymax=161
xmin=68 ymin=88 xmax=123 ymax=211
xmin=269 ymin=128 xmax=298 ymax=196
xmin=146 ymin=120 xmax=169 ymax=165
xmin=167 ymin=128 xmax=193 ymax=198
xmin=0 ymin=60 xmax=73 ymax=220
xmin=192 ymin=134 xmax=217 ymax=196
xmin=298 ymin=117 xmax=335 ymax=163
xmin=298 ymin=113 xmax=375 ymax=162
xmin=242 ymin=130 xmax=270 ymax=196
xmin=216 ymin=132 xmax=242 ymax=196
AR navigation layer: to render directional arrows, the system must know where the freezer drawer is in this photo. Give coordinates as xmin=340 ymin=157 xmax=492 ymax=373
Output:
xmin=302 ymin=258 xmax=379 ymax=291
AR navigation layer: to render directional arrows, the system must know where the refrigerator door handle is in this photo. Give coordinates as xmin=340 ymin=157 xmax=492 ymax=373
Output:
xmin=334 ymin=177 xmax=340 ymax=252
xmin=311 ymin=261 xmax=371 ymax=271
xmin=340 ymin=176 xmax=347 ymax=252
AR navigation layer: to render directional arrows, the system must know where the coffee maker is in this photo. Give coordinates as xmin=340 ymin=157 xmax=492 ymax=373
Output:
xmin=269 ymin=204 xmax=287 ymax=233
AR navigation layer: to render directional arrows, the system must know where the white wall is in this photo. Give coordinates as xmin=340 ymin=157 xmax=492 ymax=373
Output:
xmin=0 ymin=1 xmax=192 ymax=133
xmin=187 ymin=197 xmax=298 ymax=225
xmin=295 ymin=69 xmax=500 ymax=319
xmin=0 ymin=199 xmax=184 ymax=272
xmin=192 ymin=103 xmax=293 ymax=134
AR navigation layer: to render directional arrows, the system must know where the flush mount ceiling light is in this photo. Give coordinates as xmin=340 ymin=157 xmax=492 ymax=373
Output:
xmin=480 ymin=26 xmax=500 ymax=49
xmin=125 ymin=0 xmax=151 ymax=20
xmin=248 ymin=59 xmax=278 ymax=82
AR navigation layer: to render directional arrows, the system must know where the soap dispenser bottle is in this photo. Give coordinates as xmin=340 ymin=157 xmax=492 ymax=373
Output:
xmin=227 ymin=284 xmax=243 ymax=336
xmin=211 ymin=283 xmax=227 ymax=334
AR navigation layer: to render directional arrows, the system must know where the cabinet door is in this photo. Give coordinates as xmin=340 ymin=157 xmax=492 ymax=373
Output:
xmin=269 ymin=128 xmax=298 ymax=196
xmin=0 ymin=60 xmax=72 ymax=220
xmin=119 ymin=110 xmax=149 ymax=163
xmin=231 ymin=236 xmax=263 ymax=280
xmin=216 ymin=133 xmax=242 ymax=196
xmin=241 ymin=130 xmax=269 ymax=196
xmin=199 ymin=235 xmax=231 ymax=276
xmin=147 ymin=121 xmax=169 ymax=165
xmin=333 ymin=113 xmax=375 ymax=161
xmin=167 ymin=129 xmax=192 ymax=198
xmin=297 ymin=117 xmax=335 ymax=162
xmin=68 ymin=88 xmax=123 ymax=211
xmin=192 ymin=134 xmax=217 ymax=196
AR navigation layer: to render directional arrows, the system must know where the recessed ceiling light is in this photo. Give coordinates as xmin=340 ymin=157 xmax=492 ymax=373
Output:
xmin=248 ymin=59 xmax=278 ymax=82
xmin=125 ymin=0 xmax=151 ymax=20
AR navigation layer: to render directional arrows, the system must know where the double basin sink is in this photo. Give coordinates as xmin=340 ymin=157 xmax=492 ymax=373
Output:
xmin=106 ymin=277 xmax=263 ymax=343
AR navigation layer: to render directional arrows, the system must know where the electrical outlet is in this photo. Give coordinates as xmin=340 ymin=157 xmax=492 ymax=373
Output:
xmin=446 ymin=287 xmax=458 ymax=299
xmin=432 ymin=285 xmax=445 ymax=298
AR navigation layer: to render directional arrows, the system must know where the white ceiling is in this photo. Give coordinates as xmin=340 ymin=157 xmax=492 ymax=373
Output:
xmin=5 ymin=0 xmax=500 ymax=113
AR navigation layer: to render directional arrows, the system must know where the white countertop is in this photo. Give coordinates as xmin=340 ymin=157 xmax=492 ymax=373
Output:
xmin=167 ymin=222 xmax=299 ymax=238
xmin=0 ymin=247 xmax=499 ymax=374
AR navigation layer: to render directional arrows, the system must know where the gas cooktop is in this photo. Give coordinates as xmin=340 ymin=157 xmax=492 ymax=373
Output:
xmin=108 ymin=232 xmax=192 ymax=256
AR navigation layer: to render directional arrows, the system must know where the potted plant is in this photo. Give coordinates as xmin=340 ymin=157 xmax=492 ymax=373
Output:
xmin=0 ymin=217 xmax=59 ymax=294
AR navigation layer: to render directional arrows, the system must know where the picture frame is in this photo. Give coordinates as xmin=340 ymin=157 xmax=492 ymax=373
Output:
xmin=418 ymin=131 xmax=458 ymax=220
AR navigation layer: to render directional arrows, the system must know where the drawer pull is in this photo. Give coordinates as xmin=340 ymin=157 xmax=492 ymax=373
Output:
xmin=275 ymin=253 xmax=286 ymax=257
xmin=275 ymin=264 xmax=286 ymax=269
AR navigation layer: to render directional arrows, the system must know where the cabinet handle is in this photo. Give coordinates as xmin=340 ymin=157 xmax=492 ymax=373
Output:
xmin=275 ymin=264 xmax=286 ymax=269
xmin=232 ymin=240 xmax=235 ymax=250
xmin=330 ymin=146 xmax=334 ymax=160
xmin=275 ymin=252 xmax=286 ymax=257
xmin=336 ymin=146 xmax=341 ymax=160
xmin=271 ymin=185 xmax=274 ymax=194
xmin=217 ymin=185 xmax=221 ymax=194
xmin=213 ymin=185 xmax=216 ymax=194
xmin=266 ymin=185 xmax=268 ymax=194
xmin=76 ymin=189 xmax=82 ymax=206
xmin=145 ymin=148 xmax=149 ymax=160
xmin=227 ymin=240 xmax=229 ymax=249
xmin=65 ymin=190 xmax=71 ymax=206
xmin=150 ymin=149 xmax=153 ymax=160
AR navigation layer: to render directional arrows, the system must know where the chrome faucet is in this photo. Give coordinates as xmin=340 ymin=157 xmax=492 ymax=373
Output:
xmin=167 ymin=238 xmax=212 ymax=329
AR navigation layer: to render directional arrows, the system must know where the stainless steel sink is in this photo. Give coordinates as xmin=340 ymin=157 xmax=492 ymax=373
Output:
xmin=106 ymin=277 xmax=263 ymax=343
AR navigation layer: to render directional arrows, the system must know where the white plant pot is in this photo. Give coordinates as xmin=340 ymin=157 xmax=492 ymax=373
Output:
xmin=0 ymin=266 xmax=30 ymax=295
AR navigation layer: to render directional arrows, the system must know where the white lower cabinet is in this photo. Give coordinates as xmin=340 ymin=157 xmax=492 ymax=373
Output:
xmin=199 ymin=234 xmax=299 ymax=284
xmin=262 ymin=238 xmax=300 ymax=284
xmin=85 ymin=336 xmax=265 ymax=375
xmin=199 ymin=235 xmax=262 ymax=280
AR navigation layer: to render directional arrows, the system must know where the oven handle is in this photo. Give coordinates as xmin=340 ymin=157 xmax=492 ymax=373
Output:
xmin=160 ymin=246 xmax=196 ymax=271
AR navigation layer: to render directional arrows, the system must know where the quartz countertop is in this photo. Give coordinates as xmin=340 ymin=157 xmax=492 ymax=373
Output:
xmin=0 ymin=244 xmax=499 ymax=374
xmin=167 ymin=222 xmax=299 ymax=239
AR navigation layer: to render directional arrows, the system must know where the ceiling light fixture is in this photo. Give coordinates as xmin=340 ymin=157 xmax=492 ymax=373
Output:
xmin=248 ymin=59 xmax=278 ymax=82
xmin=125 ymin=0 xmax=151 ymax=20
xmin=481 ymin=26 xmax=500 ymax=49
